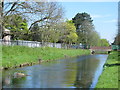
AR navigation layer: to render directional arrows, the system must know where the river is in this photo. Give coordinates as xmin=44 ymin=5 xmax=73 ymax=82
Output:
xmin=2 ymin=54 xmax=108 ymax=88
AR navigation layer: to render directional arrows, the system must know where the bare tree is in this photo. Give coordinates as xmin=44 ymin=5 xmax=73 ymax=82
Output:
xmin=28 ymin=2 xmax=64 ymax=30
xmin=3 ymin=0 xmax=64 ymax=28
xmin=2 ymin=0 xmax=64 ymax=40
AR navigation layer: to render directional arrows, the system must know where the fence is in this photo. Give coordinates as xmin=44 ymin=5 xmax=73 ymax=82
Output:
xmin=0 ymin=39 xmax=63 ymax=48
xmin=0 ymin=39 xmax=89 ymax=49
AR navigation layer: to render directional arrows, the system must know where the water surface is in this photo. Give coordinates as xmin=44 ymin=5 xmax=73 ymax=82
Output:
xmin=2 ymin=54 xmax=108 ymax=88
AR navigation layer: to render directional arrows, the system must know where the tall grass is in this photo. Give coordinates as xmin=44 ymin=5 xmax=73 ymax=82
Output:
xmin=2 ymin=45 xmax=90 ymax=69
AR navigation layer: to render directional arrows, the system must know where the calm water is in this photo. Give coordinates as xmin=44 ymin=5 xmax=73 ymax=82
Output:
xmin=2 ymin=54 xmax=108 ymax=88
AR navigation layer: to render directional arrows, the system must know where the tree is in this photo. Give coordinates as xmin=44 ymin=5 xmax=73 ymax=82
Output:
xmin=100 ymin=39 xmax=109 ymax=46
xmin=4 ymin=14 xmax=29 ymax=40
xmin=0 ymin=1 xmax=3 ymax=39
xmin=72 ymin=12 xmax=100 ymax=46
xmin=65 ymin=20 xmax=78 ymax=44
xmin=72 ymin=12 xmax=93 ymax=30
xmin=113 ymin=34 xmax=120 ymax=45
xmin=49 ymin=24 xmax=61 ymax=43
xmin=2 ymin=1 xmax=64 ymax=41
xmin=72 ymin=12 xmax=93 ymax=44
xmin=59 ymin=20 xmax=78 ymax=48
xmin=30 ymin=23 xmax=41 ymax=41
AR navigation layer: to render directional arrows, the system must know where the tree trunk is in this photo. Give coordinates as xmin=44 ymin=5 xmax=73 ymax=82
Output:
xmin=53 ymin=42 xmax=55 ymax=47
xmin=0 ymin=1 xmax=3 ymax=39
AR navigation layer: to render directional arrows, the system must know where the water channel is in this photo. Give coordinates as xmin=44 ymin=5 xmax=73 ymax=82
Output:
xmin=2 ymin=54 xmax=108 ymax=88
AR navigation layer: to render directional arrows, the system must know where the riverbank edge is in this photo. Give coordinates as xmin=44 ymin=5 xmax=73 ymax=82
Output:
xmin=1 ymin=54 xmax=89 ymax=70
xmin=1 ymin=45 xmax=90 ymax=70
xmin=95 ymin=51 xmax=119 ymax=88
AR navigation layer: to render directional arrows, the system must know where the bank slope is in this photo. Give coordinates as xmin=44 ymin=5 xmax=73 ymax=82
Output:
xmin=96 ymin=51 xmax=120 ymax=88
xmin=2 ymin=45 xmax=90 ymax=69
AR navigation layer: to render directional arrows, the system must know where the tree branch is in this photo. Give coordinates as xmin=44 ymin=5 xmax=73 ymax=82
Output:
xmin=29 ymin=16 xmax=50 ymax=30
xmin=4 ymin=2 xmax=18 ymax=17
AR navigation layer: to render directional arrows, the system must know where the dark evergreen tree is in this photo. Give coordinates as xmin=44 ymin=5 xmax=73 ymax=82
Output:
xmin=72 ymin=12 xmax=93 ymax=30
xmin=30 ymin=23 xmax=41 ymax=41
xmin=113 ymin=34 xmax=120 ymax=45
xmin=72 ymin=12 xmax=94 ymax=44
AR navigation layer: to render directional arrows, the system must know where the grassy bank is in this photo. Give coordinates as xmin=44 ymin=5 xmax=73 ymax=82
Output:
xmin=2 ymin=45 xmax=90 ymax=69
xmin=94 ymin=51 xmax=108 ymax=54
xmin=96 ymin=51 xmax=120 ymax=88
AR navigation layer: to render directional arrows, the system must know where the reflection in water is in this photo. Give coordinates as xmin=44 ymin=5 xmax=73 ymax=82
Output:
xmin=2 ymin=73 xmax=11 ymax=87
xmin=4 ymin=75 xmax=11 ymax=85
xmin=2 ymin=54 xmax=108 ymax=88
xmin=74 ymin=55 xmax=99 ymax=88
xmin=2 ymin=71 xmax=28 ymax=88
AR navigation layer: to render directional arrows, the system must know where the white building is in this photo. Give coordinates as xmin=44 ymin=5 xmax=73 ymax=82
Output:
xmin=3 ymin=28 xmax=11 ymax=45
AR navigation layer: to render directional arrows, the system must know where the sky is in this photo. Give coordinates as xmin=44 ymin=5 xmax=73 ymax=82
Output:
xmin=60 ymin=2 xmax=118 ymax=44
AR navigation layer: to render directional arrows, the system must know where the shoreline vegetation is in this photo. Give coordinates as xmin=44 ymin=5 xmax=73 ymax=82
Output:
xmin=96 ymin=51 xmax=120 ymax=88
xmin=2 ymin=45 xmax=90 ymax=70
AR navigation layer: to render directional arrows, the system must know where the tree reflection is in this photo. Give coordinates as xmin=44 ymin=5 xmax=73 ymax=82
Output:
xmin=74 ymin=56 xmax=99 ymax=88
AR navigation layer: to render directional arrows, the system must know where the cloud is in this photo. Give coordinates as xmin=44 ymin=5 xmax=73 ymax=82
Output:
xmin=91 ymin=15 xmax=103 ymax=18
xmin=91 ymin=14 xmax=111 ymax=19
xmin=103 ymin=19 xmax=117 ymax=23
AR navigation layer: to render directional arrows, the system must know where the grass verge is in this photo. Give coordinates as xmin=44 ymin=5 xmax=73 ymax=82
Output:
xmin=95 ymin=51 xmax=120 ymax=88
xmin=2 ymin=45 xmax=90 ymax=69
xmin=95 ymin=51 xmax=108 ymax=54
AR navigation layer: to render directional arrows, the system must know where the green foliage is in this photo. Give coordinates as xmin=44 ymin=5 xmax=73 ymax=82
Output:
xmin=30 ymin=23 xmax=41 ymax=41
xmin=4 ymin=15 xmax=29 ymax=40
xmin=66 ymin=19 xmax=74 ymax=25
xmin=96 ymin=51 xmax=120 ymax=88
xmin=68 ymin=32 xmax=78 ymax=43
xmin=49 ymin=29 xmax=60 ymax=43
xmin=72 ymin=12 xmax=100 ymax=46
xmin=72 ymin=12 xmax=93 ymax=29
xmin=113 ymin=34 xmax=120 ymax=45
xmin=100 ymin=39 xmax=109 ymax=46
xmin=66 ymin=21 xmax=78 ymax=43
xmin=60 ymin=20 xmax=78 ymax=44
xmin=2 ymin=45 xmax=90 ymax=68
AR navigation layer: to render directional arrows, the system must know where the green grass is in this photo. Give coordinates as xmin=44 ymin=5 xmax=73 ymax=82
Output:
xmin=96 ymin=51 xmax=120 ymax=88
xmin=95 ymin=51 xmax=108 ymax=54
xmin=2 ymin=45 xmax=90 ymax=69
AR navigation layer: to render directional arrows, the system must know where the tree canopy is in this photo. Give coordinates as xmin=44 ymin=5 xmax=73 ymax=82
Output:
xmin=100 ymin=39 xmax=110 ymax=46
xmin=72 ymin=12 xmax=93 ymax=30
xmin=1 ymin=0 xmax=64 ymax=41
xmin=113 ymin=34 xmax=120 ymax=45
xmin=4 ymin=14 xmax=29 ymax=40
xmin=72 ymin=12 xmax=100 ymax=46
xmin=60 ymin=20 xmax=78 ymax=44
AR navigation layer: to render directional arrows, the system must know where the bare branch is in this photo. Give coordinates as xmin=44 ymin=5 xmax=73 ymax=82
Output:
xmin=29 ymin=16 xmax=50 ymax=30
xmin=4 ymin=2 xmax=18 ymax=16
